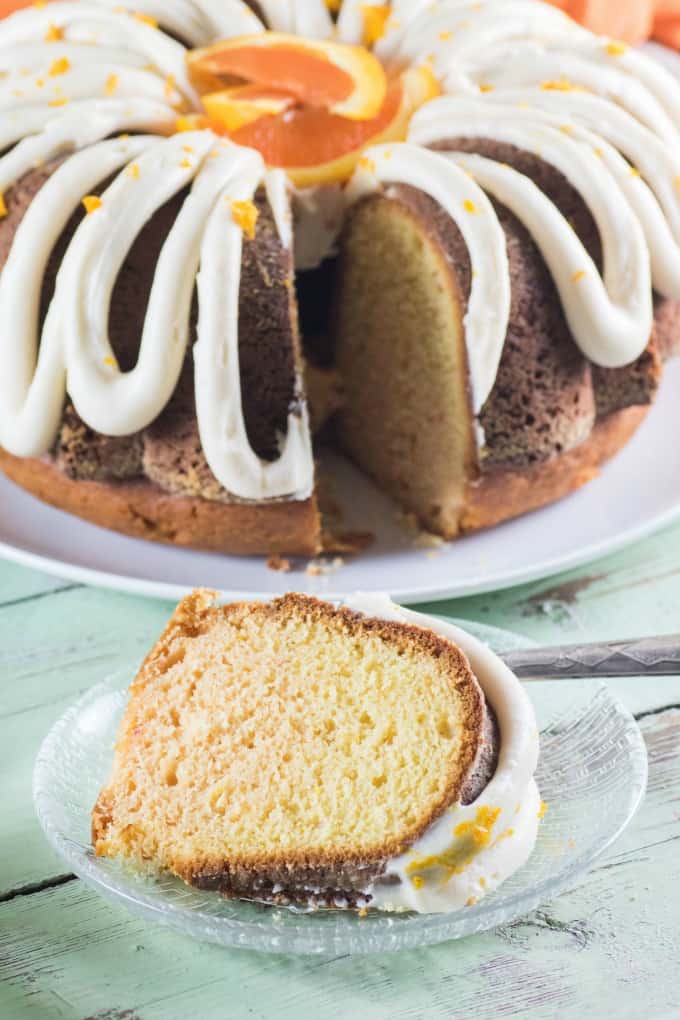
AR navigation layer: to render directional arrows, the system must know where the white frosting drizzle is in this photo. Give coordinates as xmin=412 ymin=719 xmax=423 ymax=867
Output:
xmin=256 ymin=0 xmax=333 ymax=39
xmin=85 ymin=0 xmax=263 ymax=46
xmin=195 ymin=156 xmax=314 ymax=499
xmin=0 ymin=4 xmax=197 ymax=105
xmin=0 ymin=64 xmax=185 ymax=111
xmin=377 ymin=0 xmax=586 ymax=72
xmin=346 ymin=142 xmax=510 ymax=414
xmin=344 ymin=594 xmax=540 ymax=915
xmin=465 ymin=88 xmax=680 ymax=300
xmin=409 ymin=99 xmax=653 ymax=367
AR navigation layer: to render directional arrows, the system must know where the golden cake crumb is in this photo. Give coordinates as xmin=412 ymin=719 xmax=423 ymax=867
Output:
xmin=267 ymin=556 xmax=292 ymax=573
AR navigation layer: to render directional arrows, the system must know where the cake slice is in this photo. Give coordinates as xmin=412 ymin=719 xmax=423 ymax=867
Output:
xmin=92 ymin=590 xmax=503 ymax=909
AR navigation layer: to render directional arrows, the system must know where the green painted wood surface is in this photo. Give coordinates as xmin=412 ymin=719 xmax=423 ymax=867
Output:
xmin=1 ymin=525 xmax=680 ymax=1019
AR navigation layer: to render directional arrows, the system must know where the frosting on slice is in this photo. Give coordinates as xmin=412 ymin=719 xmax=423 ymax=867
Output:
xmin=344 ymin=594 xmax=541 ymax=915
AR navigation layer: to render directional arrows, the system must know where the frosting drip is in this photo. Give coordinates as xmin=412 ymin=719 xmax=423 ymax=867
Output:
xmin=344 ymin=594 xmax=541 ymax=915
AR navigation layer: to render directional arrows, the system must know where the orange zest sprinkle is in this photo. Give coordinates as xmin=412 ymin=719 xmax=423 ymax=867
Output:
xmin=362 ymin=5 xmax=392 ymax=47
xmin=125 ymin=163 xmax=140 ymax=179
xmin=175 ymin=114 xmax=209 ymax=132
xmin=49 ymin=57 xmax=70 ymax=77
xmin=538 ymin=800 xmax=549 ymax=819
xmin=105 ymin=73 xmax=119 ymax=96
xmin=541 ymin=78 xmax=573 ymax=91
xmin=134 ymin=12 xmax=158 ymax=28
xmin=454 ymin=805 xmax=501 ymax=846
xmin=45 ymin=23 xmax=63 ymax=43
xmin=0 ymin=192 xmax=7 ymax=219
xmin=82 ymin=195 xmax=103 ymax=214
xmin=463 ymin=198 xmax=477 ymax=214
xmin=572 ymin=270 xmax=587 ymax=282
xmin=230 ymin=198 xmax=259 ymax=239
xmin=605 ymin=40 xmax=628 ymax=56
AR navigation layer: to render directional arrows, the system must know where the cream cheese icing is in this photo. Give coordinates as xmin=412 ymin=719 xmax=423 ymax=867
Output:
xmin=343 ymin=594 xmax=541 ymax=915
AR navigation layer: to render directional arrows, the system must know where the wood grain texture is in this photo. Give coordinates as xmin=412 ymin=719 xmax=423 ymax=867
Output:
xmin=1 ymin=524 xmax=680 ymax=1019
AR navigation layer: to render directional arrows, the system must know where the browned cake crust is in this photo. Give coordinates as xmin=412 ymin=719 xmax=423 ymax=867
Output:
xmin=0 ymin=451 xmax=321 ymax=555
xmin=460 ymin=405 xmax=648 ymax=533
xmin=1 ymin=405 xmax=640 ymax=553
xmin=92 ymin=591 xmax=497 ymax=906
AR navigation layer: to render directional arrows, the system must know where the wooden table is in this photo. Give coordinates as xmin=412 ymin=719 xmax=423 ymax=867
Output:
xmin=1 ymin=526 xmax=679 ymax=1020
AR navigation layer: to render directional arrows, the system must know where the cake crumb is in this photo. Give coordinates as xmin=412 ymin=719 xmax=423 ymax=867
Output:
xmin=413 ymin=530 xmax=445 ymax=551
xmin=267 ymin=556 xmax=291 ymax=574
xmin=306 ymin=556 xmax=345 ymax=577
xmin=396 ymin=509 xmax=446 ymax=553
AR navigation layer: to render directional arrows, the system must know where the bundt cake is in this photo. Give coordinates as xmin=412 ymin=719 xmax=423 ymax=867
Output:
xmin=92 ymin=590 xmax=541 ymax=913
xmin=0 ymin=0 xmax=679 ymax=552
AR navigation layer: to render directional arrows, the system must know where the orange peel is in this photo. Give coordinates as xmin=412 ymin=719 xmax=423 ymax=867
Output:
xmin=227 ymin=65 xmax=440 ymax=188
xmin=203 ymin=84 xmax=297 ymax=133
xmin=0 ymin=1 xmax=38 ymax=15
xmin=188 ymin=32 xmax=387 ymax=120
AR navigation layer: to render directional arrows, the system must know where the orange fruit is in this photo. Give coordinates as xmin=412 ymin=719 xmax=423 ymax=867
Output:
xmin=653 ymin=0 xmax=680 ymax=47
xmin=0 ymin=0 xmax=39 ymax=14
xmin=203 ymin=83 xmax=297 ymax=132
xmin=227 ymin=65 xmax=440 ymax=187
xmin=188 ymin=32 xmax=387 ymax=120
xmin=544 ymin=0 xmax=654 ymax=42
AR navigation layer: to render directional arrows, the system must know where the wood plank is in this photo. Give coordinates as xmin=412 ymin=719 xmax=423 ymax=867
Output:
xmin=430 ymin=521 xmax=680 ymax=644
xmin=0 ymin=561 xmax=77 ymax=608
xmin=1 ymin=708 xmax=678 ymax=1020
xmin=0 ymin=587 xmax=169 ymax=720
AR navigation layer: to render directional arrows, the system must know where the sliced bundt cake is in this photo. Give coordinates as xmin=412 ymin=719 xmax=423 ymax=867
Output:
xmin=92 ymin=590 xmax=541 ymax=912
xmin=0 ymin=0 xmax=679 ymax=553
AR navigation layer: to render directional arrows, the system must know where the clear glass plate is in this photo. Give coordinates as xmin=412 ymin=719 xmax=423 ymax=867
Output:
xmin=33 ymin=617 xmax=648 ymax=955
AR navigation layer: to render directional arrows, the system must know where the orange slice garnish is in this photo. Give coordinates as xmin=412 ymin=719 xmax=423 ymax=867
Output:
xmin=226 ymin=65 xmax=439 ymax=187
xmin=203 ymin=84 xmax=297 ymax=133
xmin=188 ymin=32 xmax=387 ymax=121
xmin=0 ymin=1 xmax=39 ymax=14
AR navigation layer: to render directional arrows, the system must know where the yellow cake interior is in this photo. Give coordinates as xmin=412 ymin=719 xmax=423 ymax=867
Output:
xmin=93 ymin=593 xmax=481 ymax=879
